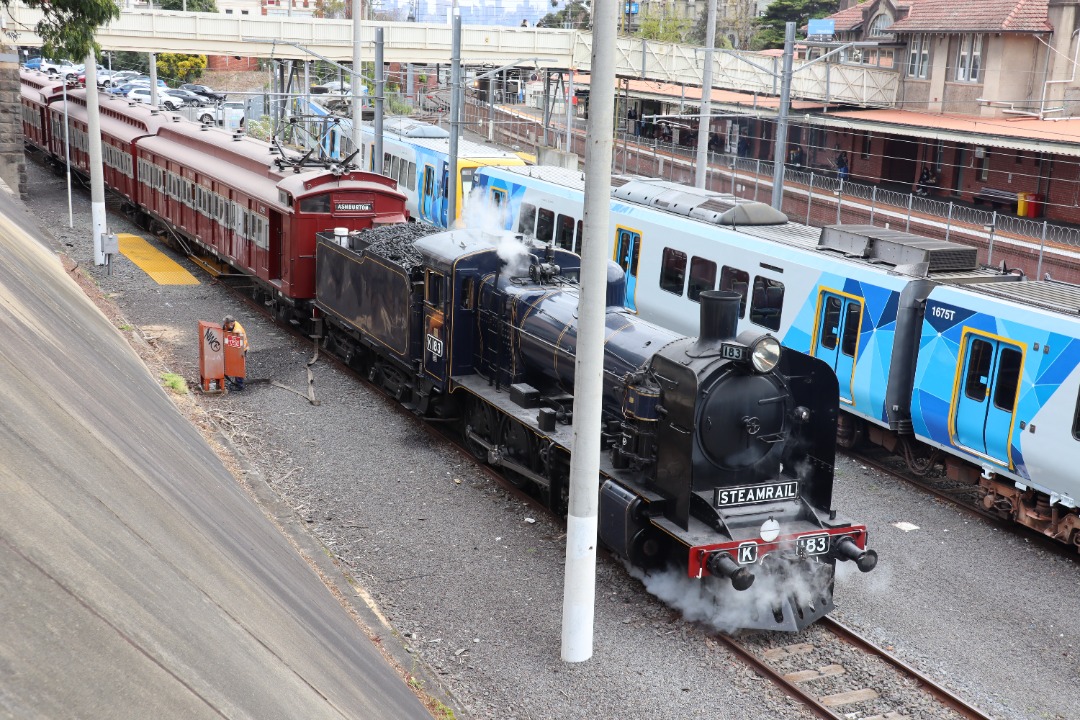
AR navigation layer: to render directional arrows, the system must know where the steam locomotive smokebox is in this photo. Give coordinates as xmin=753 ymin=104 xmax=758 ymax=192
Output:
xmin=510 ymin=383 xmax=540 ymax=409
xmin=537 ymin=407 xmax=557 ymax=432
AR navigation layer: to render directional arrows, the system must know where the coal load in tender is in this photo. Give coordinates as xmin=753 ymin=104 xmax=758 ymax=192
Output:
xmin=356 ymin=223 xmax=441 ymax=272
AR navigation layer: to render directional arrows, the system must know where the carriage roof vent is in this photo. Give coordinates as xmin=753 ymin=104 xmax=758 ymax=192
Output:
xmin=818 ymin=225 xmax=978 ymax=274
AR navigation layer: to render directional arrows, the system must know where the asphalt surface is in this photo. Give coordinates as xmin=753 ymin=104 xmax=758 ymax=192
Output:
xmin=0 ymin=181 xmax=431 ymax=718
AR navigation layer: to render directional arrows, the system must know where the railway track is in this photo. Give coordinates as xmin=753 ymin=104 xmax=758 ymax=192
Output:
xmin=718 ymin=617 xmax=995 ymax=720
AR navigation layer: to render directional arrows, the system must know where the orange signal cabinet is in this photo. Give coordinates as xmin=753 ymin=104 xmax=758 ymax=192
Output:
xmin=223 ymin=331 xmax=246 ymax=380
xmin=198 ymin=321 xmax=225 ymax=393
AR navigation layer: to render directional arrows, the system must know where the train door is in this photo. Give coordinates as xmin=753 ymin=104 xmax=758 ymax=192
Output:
xmin=951 ymin=331 xmax=1023 ymax=467
xmin=268 ymin=210 xmax=283 ymax=281
xmin=439 ymin=165 xmax=450 ymax=226
xmin=421 ymin=164 xmax=435 ymax=222
xmin=812 ymin=290 xmax=862 ymax=405
xmin=423 ymin=269 xmax=448 ymax=383
xmin=613 ymin=226 xmax=641 ymax=312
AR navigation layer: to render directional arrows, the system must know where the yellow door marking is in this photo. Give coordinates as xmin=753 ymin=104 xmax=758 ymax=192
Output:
xmin=117 ymin=233 xmax=199 ymax=285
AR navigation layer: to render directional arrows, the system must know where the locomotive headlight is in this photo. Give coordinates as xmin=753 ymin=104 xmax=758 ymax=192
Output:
xmin=760 ymin=517 xmax=781 ymax=542
xmin=750 ymin=336 xmax=782 ymax=373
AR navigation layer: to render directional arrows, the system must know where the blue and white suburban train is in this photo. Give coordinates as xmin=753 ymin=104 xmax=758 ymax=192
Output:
xmin=473 ymin=164 xmax=1080 ymax=550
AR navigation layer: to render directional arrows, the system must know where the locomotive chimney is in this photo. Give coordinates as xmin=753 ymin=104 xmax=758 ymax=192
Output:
xmin=696 ymin=290 xmax=740 ymax=346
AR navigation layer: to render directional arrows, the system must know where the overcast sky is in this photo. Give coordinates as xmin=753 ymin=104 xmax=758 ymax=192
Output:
xmin=380 ymin=0 xmax=563 ymax=25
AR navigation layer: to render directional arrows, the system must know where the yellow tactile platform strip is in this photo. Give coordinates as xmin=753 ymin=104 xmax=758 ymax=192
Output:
xmin=117 ymin=233 xmax=200 ymax=285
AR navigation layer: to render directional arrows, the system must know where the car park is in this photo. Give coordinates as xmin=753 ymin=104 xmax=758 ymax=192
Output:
xmin=164 ymin=88 xmax=208 ymax=106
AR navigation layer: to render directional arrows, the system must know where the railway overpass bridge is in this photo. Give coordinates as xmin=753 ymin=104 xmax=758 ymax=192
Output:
xmin=3 ymin=5 xmax=899 ymax=107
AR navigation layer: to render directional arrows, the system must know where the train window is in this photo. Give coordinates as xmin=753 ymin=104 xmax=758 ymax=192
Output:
xmin=299 ymin=194 xmax=331 ymax=213
xmin=575 ymin=220 xmax=583 ymax=253
xmin=423 ymin=167 xmax=434 ymax=198
xmin=659 ymin=248 xmax=687 ymax=295
xmin=993 ymin=347 xmax=1022 ymax=411
xmin=687 ymin=257 xmax=717 ymax=302
xmin=440 ymin=168 xmax=448 ymax=199
xmin=719 ymin=266 xmax=749 ymax=317
xmin=555 ymin=214 xmax=575 ymax=250
xmin=460 ymin=276 xmax=475 ymax=310
xmin=1073 ymin=389 xmax=1080 ymax=440
xmin=426 ymin=270 xmax=445 ymax=307
xmin=536 ymin=208 xmax=555 ymax=242
xmin=461 ymin=168 xmax=476 ymax=198
xmin=518 ymin=203 xmax=537 ymax=235
xmin=841 ymin=302 xmax=861 ymax=357
xmin=964 ymin=338 xmax=993 ymax=401
xmin=820 ymin=296 xmax=841 ymax=350
xmin=749 ymin=277 xmax=784 ymax=331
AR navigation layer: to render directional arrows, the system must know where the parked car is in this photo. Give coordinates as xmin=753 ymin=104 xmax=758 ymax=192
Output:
xmin=180 ymin=83 xmax=226 ymax=102
xmin=164 ymin=88 xmax=209 ymax=106
xmin=128 ymin=87 xmax=184 ymax=110
xmin=42 ymin=60 xmax=83 ymax=80
xmin=23 ymin=57 xmax=42 ymax=71
xmin=110 ymin=70 xmax=141 ymax=85
xmin=77 ymin=66 xmax=116 ymax=87
xmin=197 ymin=100 xmax=245 ymax=128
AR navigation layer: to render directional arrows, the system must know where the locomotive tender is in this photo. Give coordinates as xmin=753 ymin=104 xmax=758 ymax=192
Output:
xmin=477 ymin=165 xmax=1080 ymax=549
xmin=315 ymin=226 xmax=877 ymax=631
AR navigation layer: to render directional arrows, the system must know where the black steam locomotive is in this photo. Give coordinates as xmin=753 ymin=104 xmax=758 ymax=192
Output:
xmin=314 ymin=226 xmax=877 ymax=631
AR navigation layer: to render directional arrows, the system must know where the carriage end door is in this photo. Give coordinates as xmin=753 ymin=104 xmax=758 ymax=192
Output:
xmin=421 ymin=164 xmax=435 ymax=222
xmin=614 ymin=226 xmax=641 ymax=312
xmin=951 ymin=332 xmax=1023 ymax=468
xmin=423 ymin=269 xmax=448 ymax=383
xmin=813 ymin=291 xmax=862 ymax=405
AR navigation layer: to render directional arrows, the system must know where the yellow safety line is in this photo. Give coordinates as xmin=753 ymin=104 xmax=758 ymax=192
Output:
xmin=117 ymin=233 xmax=199 ymax=285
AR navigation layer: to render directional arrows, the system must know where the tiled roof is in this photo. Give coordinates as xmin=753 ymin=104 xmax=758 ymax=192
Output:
xmin=887 ymin=0 xmax=1051 ymax=33
xmin=829 ymin=3 xmax=869 ymax=32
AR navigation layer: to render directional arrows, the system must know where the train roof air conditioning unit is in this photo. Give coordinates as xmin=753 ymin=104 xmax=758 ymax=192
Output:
xmin=818 ymin=225 xmax=978 ymax=274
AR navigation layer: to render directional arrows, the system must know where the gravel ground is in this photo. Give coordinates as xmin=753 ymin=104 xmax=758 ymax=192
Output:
xmin=22 ymin=153 xmax=1080 ymax=720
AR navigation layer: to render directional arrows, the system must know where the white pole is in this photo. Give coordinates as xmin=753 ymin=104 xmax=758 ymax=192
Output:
xmin=351 ymin=0 xmax=363 ymax=163
xmin=561 ymin=0 xmax=616 ymax=664
xmin=770 ymin=22 xmax=795 ymax=210
xmin=564 ymin=69 xmax=574 ymax=152
xmin=85 ymin=57 xmax=108 ymax=266
xmin=374 ymin=27 xmax=384 ymax=175
xmin=694 ymin=0 xmax=717 ymax=188
xmin=448 ymin=12 xmax=462 ymax=225
xmin=149 ymin=52 xmax=158 ymax=107
xmin=62 ymin=80 xmax=72 ymax=228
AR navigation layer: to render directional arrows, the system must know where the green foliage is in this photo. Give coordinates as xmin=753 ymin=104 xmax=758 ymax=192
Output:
xmin=158 ymin=0 xmax=219 ymax=10
xmin=11 ymin=0 xmax=120 ymax=62
xmin=111 ymin=51 xmax=150 ymax=75
xmin=313 ymin=0 xmax=347 ymax=18
xmin=757 ymin=0 xmax=839 ymax=49
xmin=537 ymin=0 xmax=590 ymax=29
xmin=156 ymin=53 xmax=208 ymax=85
xmin=245 ymin=115 xmax=274 ymax=142
xmin=161 ymin=373 xmax=188 ymax=394
xmin=634 ymin=6 xmax=691 ymax=43
xmin=687 ymin=0 xmax=761 ymax=50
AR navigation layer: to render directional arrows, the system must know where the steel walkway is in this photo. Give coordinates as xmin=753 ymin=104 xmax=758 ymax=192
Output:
xmin=6 ymin=6 xmax=899 ymax=106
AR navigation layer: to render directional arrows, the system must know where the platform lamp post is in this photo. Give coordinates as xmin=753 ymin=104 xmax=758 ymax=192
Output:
xmin=84 ymin=59 xmax=110 ymax=266
xmin=693 ymin=0 xmax=717 ymax=189
xmin=561 ymin=0 xmax=616 ymax=664
xmin=769 ymin=22 xmax=795 ymax=210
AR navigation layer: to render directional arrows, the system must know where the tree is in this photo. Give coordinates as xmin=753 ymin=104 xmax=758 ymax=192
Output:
xmin=687 ymin=0 xmax=760 ymax=50
xmin=313 ymin=0 xmax=347 ymax=19
xmin=156 ymin=53 xmax=208 ymax=85
xmin=158 ymin=0 xmax=219 ymax=10
xmin=5 ymin=0 xmax=120 ymax=61
xmin=111 ymin=51 xmax=151 ymax=75
xmin=537 ymin=0 xmax=591 ymax=29
xmin=634 ymin=5 xmax=690 ymax=43
xmin=757 ymin=0 xmax=839 ymax=49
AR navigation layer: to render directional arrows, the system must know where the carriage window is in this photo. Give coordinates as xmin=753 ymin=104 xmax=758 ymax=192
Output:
xmin=659 ymin=248 xmax=687 ymax=295
xmin=993 ymin=347 xmax=1022 ymax=411
xmin=536 ymin=208 xmax=554 ymax=243
xmin=576 ymin=220 xmax=583 ymax=253
xmin=299 ymin=194 xmax=331 ymax=213
xmin=719 ymin=266 xmax=749 ymax=317
xmin=440 ymin=168 xmax=449 ymax=198
xmin=423 ymin=166 xmax=434 ymax=197
xmin=518 ymin=203 xmax=537 ymax=235
xmin=687 ymin=256 xmax=717 ymax=302
xmin=461 ymin=167 xmax=476 ymax=197
xmin=426 ymin=270 xmax=445 ymax=307
xmin=821 ymin=296 xmax=841 ymax=350
xmin=964 ymin=338 xmax=993 ymax=400
xmin=555 ymin=214 xmax=575 ymax=250
xmin=407 ymin=162 xmax=416 ymax=191
xmin=1073 ymin=389 xmax=1080 ymax=440
xmin=460 ymin=276 xmax=474 ymax=310
xmin=841 ymin=302 xmax=861 ymax=356
xmin=749 ymin=277 xmax=784 ymax=331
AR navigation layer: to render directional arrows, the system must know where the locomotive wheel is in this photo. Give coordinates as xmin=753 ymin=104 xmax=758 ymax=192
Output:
xmin=464 ymin=400 xmax=495 ymax=461
xmin=499 ymin=418 xmax=536 ymax=488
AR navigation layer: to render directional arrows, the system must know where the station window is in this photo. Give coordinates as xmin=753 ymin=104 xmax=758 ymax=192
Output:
xmin=993 ymin=347 xmax=1022 ymax=411
xmin=536 ymin=208 xmax=554 ymax=243
xmin=659 ymin=248 xmax=687 ymax=295
xmin=555 ymin=214 xmax=575 ymax=251
xmin=719 ymin=265 xmax=749 ymax=317
xmin=749 ymin=276 xmax=784 ymax=331
xmin=518 ymin=203 xmax=537 ymax=235
xmin=687 ymin=256 xmax=717 ymax=302
xmin=964 ymin=338 xmax=993 ymax=401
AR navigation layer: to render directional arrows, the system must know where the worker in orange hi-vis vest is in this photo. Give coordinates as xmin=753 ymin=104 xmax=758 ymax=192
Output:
xmin=222 ymin=315 xmax=249 ymax=390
